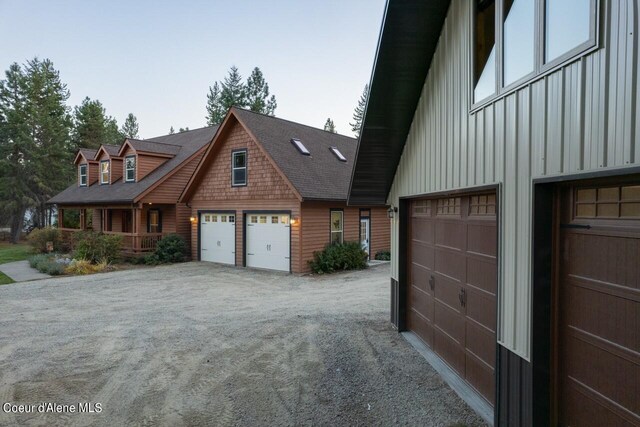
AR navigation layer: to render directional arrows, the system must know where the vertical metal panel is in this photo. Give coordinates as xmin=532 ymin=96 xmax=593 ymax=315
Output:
xmin=388 ymin=0 xmax=640 ymax=360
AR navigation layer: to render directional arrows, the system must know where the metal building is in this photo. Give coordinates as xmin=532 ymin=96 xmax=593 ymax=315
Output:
xmin=349 ymin=1 xmax=640 ymax=425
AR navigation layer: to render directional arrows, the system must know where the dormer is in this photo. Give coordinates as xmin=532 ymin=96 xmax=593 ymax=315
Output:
xmin=95 ymin=144 xmax=123 ymax=185
xmin=73 ymin=148 xmax=98 ymax=187
xmin=118 ymin=139 xmax=178 ymax=182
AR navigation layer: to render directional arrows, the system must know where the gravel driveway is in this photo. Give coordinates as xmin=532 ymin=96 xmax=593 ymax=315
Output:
xmin=0 ymin=263 xmax=486 ymax=427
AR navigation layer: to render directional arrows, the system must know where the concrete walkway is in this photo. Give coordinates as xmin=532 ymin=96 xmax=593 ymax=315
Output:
xmin=0 ymin=260 xmax=50 ymax=282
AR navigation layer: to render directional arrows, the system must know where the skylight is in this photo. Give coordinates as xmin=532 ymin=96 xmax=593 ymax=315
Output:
xmin=330 ymin=147 xmax=347 ymax=162
xmin=291 ymin=138 xmax=310 ymax=155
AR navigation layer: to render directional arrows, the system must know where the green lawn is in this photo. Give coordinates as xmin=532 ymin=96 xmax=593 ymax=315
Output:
xmin=0 ymin=242 xmax=32 ymax=264
xmin=0 ymin=271 xmax=14 ymax=285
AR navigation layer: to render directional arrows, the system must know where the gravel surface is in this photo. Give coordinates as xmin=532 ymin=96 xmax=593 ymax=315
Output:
xmin=0 ymin=263 xmax=487 ymax=427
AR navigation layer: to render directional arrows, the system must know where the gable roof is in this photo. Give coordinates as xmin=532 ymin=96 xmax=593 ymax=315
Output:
xmin=181 ymin=108 xmax=358 ymax=202
xmin=348 ymin=0 xmax=451 ymax=205
xmin=119 ymin=138 xmax=181 ymax=157
xmin=74 ymin=148 xmax=98 ymax=164
xmin=48 ymin=126 xmax=218 ymax=205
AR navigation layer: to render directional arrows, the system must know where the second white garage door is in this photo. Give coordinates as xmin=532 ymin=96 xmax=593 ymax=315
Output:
xmin=246 ymin=213 xmax=290 ymax=272
xmin=200 ymin=212 xmax=235 ymax=265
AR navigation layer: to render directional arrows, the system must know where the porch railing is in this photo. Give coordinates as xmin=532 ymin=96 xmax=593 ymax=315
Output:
xmin=101 ymin=231 xmax=164 ymax=253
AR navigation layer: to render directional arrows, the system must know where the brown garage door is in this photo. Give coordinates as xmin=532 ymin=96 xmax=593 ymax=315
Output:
xmin=557 ymin=182 xmax=640 ymax=426
xmin=408 ymin=193 xmax=497 ymax=405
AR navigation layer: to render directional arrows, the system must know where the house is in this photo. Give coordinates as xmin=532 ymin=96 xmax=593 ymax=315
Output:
xmin=349 ymin=1 xmax=639 ymax=426
xmin=48 ymin=126 xmax=218 ymax=254
xmin=179 ymin=107 xmax=390 ymax=273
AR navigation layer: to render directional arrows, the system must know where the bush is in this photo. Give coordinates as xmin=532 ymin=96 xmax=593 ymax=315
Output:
xmin=146 ymin=234 xmax=188 ymax=264
xmin=27 ymin=227 xmax=60 ymax=253
xmin=65 ymin=259 xmax=108 ymax=275
xmin=73 ymin=232 xmax=122 ymax=264
xmin=374 ymin=250 xmax=391 ymax=261
xmin=28 ymin=254 xmax=68 ymax=275
xmin=308 ymin=241 xmax=368 ymax=274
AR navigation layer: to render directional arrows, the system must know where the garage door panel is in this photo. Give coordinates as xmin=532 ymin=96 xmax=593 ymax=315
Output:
xmin=465 ymin=288 xmax=497 ymax=334
xmin=465 ymin=321 xmax=496 ymax=369
xmin=246 ymin=214 xmax=290 ymax=272
xmin=408 ymin=307 xmax=434 ymax=348
xmin=435 ymin=220 xmax=465 ymax=250
xmin=200 ymin=213 xmax=235 ymax=265
xmin=411 ymin=241 xmax=434 ymax=270
xmin=465 ymin=351 xmax=495 ymax=405
xmin=409 ymin=285 xmax=434 ymax=322
xmin=467 ymin=256 xmax=497 ymax=295
xmin=411 ymin=263 xmax=433 ymax=295
xmin=434 ymin=274 xmax=464 ymax=312
xmin=434 ymin=248 xmax=465 ymax=282
xmin=565 ymin=383 xmax=638 ymax=427
xmin=467 ymin=222 xmax=497 ymax=257
xmin=434 ymin=327 xmax=466 ymax=376
xmin=434 ymin=300 xmax=464 ymax=343
xmin=412 ymin=217 xmax=435 ymax=243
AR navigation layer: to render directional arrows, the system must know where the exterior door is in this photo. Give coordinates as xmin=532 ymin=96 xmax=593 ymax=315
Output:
xmin=246 ymin=213 xmax=290 ymax=272
xmin=200 ymin=213 xmax=235 ymax=265
xmin=360 ymin=217 xmax=370 ymax=258
xmin=408 ymin=193 xmax=497 ymax=405
xmin=556 ymin=181 xmax=640 ymax=426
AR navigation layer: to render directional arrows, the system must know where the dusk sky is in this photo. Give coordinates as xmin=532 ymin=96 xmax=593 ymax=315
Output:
xmin=0 ymin=0 xmax=386 ymax=138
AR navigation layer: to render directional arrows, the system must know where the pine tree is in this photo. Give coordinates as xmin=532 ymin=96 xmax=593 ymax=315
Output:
xmin=246 ymin=67 xmax=277 ymax=116
xmin=324 ymin=118 xmax=336 ymax=133
xmin=220 ymin=66 xmax=246 ymax=110
xmin=179 ymin=127 xmax=189 ymax=133
xmin=169 ymin=126 xmax=175 ymax=134
xmin=121 ymin=113 xmax=139 ymax=138
xmin=350 ymin=84 xmax=369 ymax=137
xmin=72 ymin=97 xmax=122 ymax=149
xmin=206 ymin=82 xmax=225 ymax=126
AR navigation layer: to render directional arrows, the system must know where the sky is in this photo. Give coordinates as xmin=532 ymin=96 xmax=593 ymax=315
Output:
xmin=0 ymin=0 xmax=386 ymax=138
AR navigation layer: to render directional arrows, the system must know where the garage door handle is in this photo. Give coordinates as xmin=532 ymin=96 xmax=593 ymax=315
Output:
xmin=560 ymin=223 xmax=591 ymax=229
xmin=429 ymin=275 xmax=435 ymax=291
xmin=247 ymin=253 xmax=254 ymax=255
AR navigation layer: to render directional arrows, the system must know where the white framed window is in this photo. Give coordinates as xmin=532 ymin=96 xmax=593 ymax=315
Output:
xmin=100 ymin=160 xmax=110 ymax=184
xmin=125 ymin=155 xmax=136 ymax=182
xmin=79 ymin=164 xmax=87 ymax=186
xmin=232 ymin=150 xmax=247 ymax=186
xmin=330 ymin=210 xmax=343 ymax=244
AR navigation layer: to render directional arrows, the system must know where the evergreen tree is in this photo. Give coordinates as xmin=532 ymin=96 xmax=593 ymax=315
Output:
xmin=72 ymin=97 xmax=122 ymax=149
xmin=169 ymin=126 xmax=175 ymax=134
xmin=324 ymin=118 xmax=336 ymax=133
xmin=350 ymin=84 xmax=369 ymax=137
xmin=179 ymin=127 xmax=189 ymax=133
xmin=206 ymin=82 xmax=225 ymax=126
xmin=220 ymin=66 xmax=246 ymax=110
xmin=0 ymin=58 xmax=73 ymax=241
xmin=121 ymin=113 xmax=139 ymax=138
xmin=246 ymin=67 xmax=277 ymax=116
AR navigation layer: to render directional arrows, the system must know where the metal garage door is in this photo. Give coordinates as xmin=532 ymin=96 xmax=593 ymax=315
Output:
xmin=557 ymin=182 xmax=640 ymax=426
xmin=200 ymin=212 xmax=235 ymax=265
xmin=246 ymin=213 xmax=290 ymax=272
xmin=408 ymin=193 xmax=497 ymax=405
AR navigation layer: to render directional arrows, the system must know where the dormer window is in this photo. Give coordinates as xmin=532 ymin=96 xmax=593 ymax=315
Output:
xmin=125 ymin=155 xmax=136 ymax=182
xmin=100 ymin=160 xmax=110 ymax=184
xmin=79 ymin=164 xmax=87 ymax=186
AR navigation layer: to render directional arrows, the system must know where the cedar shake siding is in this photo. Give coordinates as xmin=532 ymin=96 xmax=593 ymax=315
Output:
xmin=137 ymin=155 xmax=168 ymax=181
xmin=110 ymin=158 xmax=123 ymax=184
xmin=143 ymin=151 xmax=205 ymax=203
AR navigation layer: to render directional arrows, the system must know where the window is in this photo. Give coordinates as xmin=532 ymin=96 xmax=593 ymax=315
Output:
xmin=232 ymin=150 xmax=247 ymax=186
xmin=271 ymin=216 xmax=279 ymax=224
xmin=545 ymin=0 xmax=592 ymax=63
xmin=503 ymin=0 xmax=535 ymax=86
xmin=330 ymin=147 xmax=347 ymax=162
xmin=291 ymin=138 xmax=310 ymax=155
xmin=125 ymin=156 xmax=136 ymax=182
xmin=473 ymin=0 xmax=596 ymax=104
xmin=474 ymin=0 xmax=496 ymax=102
xmin=330 ymin=210 xmax=343 ymax=244
xmin=259 ymin=215 xmax=267 ymax=224
xmin=100 ymin=160 xmax=110 ymax=184
xmin=79 ymin=164 xmax=87 ymax=186
xmin=148 ymin=210 xmax=161 ymax=233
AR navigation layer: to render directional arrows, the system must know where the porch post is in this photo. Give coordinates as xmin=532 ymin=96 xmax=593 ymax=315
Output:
xmin=135 ymin=207 xmax=142 ymax=253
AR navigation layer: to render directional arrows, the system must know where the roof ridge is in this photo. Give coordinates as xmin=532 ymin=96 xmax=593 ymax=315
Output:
xmin=145 ymin=124 xmax=218 ymax=141
xmin=232 ymin=107 xmax=356 ymax=141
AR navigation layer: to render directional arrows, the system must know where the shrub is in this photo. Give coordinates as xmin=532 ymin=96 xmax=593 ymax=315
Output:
xmin=146 ymin=234 xmax=189 ymax=264
xmin=308 ymin=241 xmax=368 ymax=274
xmin=65 ymin=259 xmax=108 ymax=275
xmin=73 ymin=232 xmax=122 ymax=264
xmin=28 ymin=254 xmax=68 ymax=275
xmin=374 ymin=250 xmax=391 ymax=261
xmin=29 ymin=254 xmax=49 ymax=268
xmin=27 ymin=227 xmax=60 ymax=253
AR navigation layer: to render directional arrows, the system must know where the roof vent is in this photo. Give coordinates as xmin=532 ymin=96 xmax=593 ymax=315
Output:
xmin=291 ymin=138 xmax=310 ymax=155
xmin=330 ymin=146 xmax=347 ymax=162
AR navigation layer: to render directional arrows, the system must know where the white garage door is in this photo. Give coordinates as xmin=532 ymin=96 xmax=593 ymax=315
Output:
xmin=200 ymin=212 xmax=235 ymax=265
xmin=246 ymin=213 xmax=290 ymax=272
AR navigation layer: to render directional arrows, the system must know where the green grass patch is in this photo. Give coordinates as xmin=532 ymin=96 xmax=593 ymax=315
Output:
xmin=0 ymin=271 xmax=15 ymax=285
xmin=0 ymin=242 xmax=32 ymax=265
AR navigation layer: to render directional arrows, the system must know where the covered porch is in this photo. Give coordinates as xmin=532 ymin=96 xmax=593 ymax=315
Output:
xmin=57 ymin=203 xmax=175 ymax=254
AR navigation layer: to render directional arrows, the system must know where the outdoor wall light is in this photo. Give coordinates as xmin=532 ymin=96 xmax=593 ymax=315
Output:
xmin=189 ymin=216 xmax=197 ymax=223
xmin=387 ymin=206 xmax=398 ymax=219
xmin=290 ymin=217 xmax=299 ymax=225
